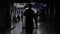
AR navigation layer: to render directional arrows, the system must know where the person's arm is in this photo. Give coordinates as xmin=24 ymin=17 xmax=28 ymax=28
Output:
xmin=24 ymin=10 xmax=27 ymax=16
xmin=33 ymin=12 xmax=37 ymax=27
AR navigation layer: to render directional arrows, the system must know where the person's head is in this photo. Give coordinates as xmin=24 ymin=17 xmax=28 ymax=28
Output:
xmin=28 ymin=4 xmax=32 ymax=9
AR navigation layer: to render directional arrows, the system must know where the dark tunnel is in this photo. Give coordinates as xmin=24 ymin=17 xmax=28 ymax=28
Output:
xmin=0 ymin=0 xmax=59 ymax=34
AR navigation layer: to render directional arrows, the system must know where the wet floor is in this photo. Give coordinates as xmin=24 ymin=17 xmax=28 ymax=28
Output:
xmin=6 ymin=21 xmax=56 ymax=34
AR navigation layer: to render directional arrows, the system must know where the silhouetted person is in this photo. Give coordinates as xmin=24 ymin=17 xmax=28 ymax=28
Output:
xmin=13 ymin=16 xmax=17 ymax=23
xmin=17 ymin=15 xmax=20 ymax=22
xmin=24 ymin=4 xmax=37 ymax=34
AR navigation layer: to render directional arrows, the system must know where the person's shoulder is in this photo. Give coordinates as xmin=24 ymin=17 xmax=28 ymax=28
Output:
xmin=25 ymin=9 xmax=29 ymax=12
xmin=25 ymin=9 xmax=29 ymax=10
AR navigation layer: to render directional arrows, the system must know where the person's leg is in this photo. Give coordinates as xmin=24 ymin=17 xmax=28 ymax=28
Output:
xmin=26 ymin=28 xmax=33 ymax=34
xmin=29 ymin=27 xmax=33 ymax=34
xmin=26 ymin=29 xmax=29 ymax=34
xmin=29 ymin=29 xmax=33 ymax=34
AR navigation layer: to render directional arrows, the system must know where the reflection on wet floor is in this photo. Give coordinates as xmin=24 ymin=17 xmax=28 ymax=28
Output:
xmin=22 ymin=23 xmax=46 ymax=34
xmin=9 ymin=21 xmax=56 ymax=34
xmin=37 ymin=23 xmax=48 ymax=34
xmin=10 ymin=21 xmax=22 ymax=34
xmin=21 ymin=23 xmax=54 ymax=34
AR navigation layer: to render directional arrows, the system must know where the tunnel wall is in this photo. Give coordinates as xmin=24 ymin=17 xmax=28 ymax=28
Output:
xmin=0 ymin=0 xmax=13 ymax=34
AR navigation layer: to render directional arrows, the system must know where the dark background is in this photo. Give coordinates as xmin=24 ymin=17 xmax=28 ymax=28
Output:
xmin=0 ymin=0 xmax=59 ymax=34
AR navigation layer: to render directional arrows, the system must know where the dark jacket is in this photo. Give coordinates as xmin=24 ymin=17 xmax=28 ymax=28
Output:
xmin=24 ymin=9 xmax=36 ymax=29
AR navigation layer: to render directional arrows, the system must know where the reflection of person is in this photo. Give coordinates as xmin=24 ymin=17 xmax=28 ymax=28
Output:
xmin=24 ymin=4 xmax=37 ymax=34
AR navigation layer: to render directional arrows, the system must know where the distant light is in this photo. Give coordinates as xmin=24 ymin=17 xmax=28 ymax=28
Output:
xmin=44 ymin=4 xmax=46 ymax=6
xmin=14 ymin=3 xmax=17 ymax=7
xmin=30 ymin=3 xmax=35 ymax=5
xmin=14 ymin=3 xmax=25 ymax=8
